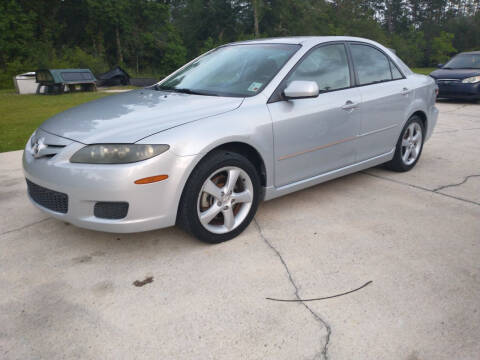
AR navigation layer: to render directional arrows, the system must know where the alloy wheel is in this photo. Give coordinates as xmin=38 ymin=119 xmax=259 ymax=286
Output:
xmin=197 ymin=166 xmax=254 ymax=234
xmin=401 ymin=122 xmax=423 ymax=166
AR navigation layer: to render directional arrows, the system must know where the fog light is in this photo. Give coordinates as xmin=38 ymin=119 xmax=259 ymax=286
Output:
xmin=94 ymin=202 xmax=129 ymax=219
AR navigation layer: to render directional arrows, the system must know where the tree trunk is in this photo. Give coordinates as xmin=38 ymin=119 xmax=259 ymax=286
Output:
xmin=115 ymin=25 xmax=123 ymax=65
xmin=386 ymin=0 xmax=394 ymax=33
xmin=92 ymin=36 xmax=97 ymax=57
xmin=253 ymin=0 xmax=260 ymax=37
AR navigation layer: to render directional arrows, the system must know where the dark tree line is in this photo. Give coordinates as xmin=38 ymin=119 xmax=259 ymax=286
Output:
xmin=1 ymin=0 xmax=480 ymax=88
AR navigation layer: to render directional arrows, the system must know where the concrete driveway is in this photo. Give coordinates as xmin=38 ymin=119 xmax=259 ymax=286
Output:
xmin=1 ymin=101 xmax=479 ymax=360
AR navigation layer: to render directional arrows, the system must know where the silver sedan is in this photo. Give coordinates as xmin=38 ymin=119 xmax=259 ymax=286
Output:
xmin=23 ymin=36 xmax=438 ymax=243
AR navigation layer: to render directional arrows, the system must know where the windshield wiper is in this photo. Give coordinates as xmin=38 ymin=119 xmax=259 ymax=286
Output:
xmin=155 ymin=86 xmax=219 ymax=96
xmin=172 ymin=88 xmax=208 ymax=95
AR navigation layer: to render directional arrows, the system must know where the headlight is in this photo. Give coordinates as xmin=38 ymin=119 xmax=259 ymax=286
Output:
xmin=462 ymin=76 xmax=480 ymax=84
xmin=70 ymin=144 xmax=169 ymax=164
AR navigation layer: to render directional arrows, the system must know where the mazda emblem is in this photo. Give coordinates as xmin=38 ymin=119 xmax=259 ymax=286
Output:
xmin=31 ymin=138 xmax=46 ymax=158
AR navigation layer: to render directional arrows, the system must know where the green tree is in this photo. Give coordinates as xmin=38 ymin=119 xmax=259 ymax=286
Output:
xmin=0 ymin=0 xmax=35 ymax=67
xmin=431 ymin=31 xmax=457 ymax=65
xmin=2 ymin=0 xmax=480 ymax=89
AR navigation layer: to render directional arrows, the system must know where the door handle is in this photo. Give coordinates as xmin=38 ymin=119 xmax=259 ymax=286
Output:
xmin=341 ymin=100 xmax=358 ymax=111
xmin=401 ymin=87 xmax=411 ymax=96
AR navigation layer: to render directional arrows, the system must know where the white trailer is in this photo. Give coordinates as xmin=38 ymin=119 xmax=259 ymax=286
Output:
xmin=13 ymin=72 xmax=38 ymax=94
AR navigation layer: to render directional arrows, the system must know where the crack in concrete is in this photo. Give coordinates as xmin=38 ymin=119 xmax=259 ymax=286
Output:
xmin=0 ymin=218 xmax=51 ymax=237
xmin=432 ymin=174 xmax=480 ymax=192
xmin=362 ymin=172 xmax=480 ymax=206
xmin=253 ymin=218 xmax=331 ymax=360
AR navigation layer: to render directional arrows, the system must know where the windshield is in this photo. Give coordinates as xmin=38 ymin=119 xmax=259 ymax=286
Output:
xmin=444 ymin=54 xmax=480 ymax=69
xmin=157 ymin=44 xmax=300 ymax=97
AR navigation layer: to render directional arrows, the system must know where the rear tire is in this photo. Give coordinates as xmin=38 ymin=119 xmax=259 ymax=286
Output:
xmin=177 ymin=150 xmax=261 ymax=243
xmin=386 ymin=115 xmax=425 ymax=172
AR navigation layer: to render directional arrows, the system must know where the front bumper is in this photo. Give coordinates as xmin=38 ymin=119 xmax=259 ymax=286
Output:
xmin=437 ymin=81 xmax=480 ymax=99
xmin=23 ymin=132 xmax=197 ymax=233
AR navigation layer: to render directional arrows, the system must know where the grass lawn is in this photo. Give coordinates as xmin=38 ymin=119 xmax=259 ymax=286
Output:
xmin=412 ymin=67 xmax=436 ymax=75
xmin=0 ymin=89 xmax=114 ymax=153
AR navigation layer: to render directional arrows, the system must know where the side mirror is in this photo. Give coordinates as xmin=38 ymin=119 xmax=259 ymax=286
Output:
xmin=437 ymin=63 xmax=444 ymax=68
xmin=283 ymin=80 xmax=319 ymax=100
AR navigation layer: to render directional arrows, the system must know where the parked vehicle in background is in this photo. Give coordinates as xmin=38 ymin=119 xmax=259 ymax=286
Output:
xmin=36 ymin=69 xmax=97 ymax=94
xmin=430 ymin=51 xmax=480 ymax=100
xmin=23 ymin=36 xmax=438 ymax=243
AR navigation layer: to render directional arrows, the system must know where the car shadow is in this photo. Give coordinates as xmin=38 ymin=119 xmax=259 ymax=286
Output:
xmin=436 ymin=98 xmax=479 ymax=105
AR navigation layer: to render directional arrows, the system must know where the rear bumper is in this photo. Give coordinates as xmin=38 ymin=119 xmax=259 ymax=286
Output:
xmin=426 ymin=106 xmax=438 ymax=142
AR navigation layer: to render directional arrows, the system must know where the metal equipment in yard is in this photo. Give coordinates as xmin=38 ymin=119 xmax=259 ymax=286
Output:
xmin=36 ymin=69 xmax=97 ymax=94
xmin=96 ymin=66 xmax=130 ymax=87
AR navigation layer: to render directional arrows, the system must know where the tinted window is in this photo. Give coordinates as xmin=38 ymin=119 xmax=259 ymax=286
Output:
xmin=36 ymin=70 xmax=53 ymax=82
xmin=351 ymin=44 xmax=392 ymax=85
xmin=390 ymin=61 xmax=403 ymax=80
xmin=61 ymin=72 xmax=94 ymax=81
xmin=287 ymin=44 xmax=351 ymax=92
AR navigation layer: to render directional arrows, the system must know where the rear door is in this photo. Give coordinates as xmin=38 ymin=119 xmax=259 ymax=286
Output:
xmin=267 ymin=43 xmax=362 ymax=187
xmin=348 ymin=43 xmax=411 ymax=161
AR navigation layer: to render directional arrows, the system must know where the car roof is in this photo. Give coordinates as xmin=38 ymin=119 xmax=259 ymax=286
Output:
xmin=459 ymin=51 xmax=480 ymax=55
xmin=229 ymin=36 xmax=378 ymax=46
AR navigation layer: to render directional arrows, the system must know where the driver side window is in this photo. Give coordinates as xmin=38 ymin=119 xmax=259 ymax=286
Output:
xmin=287 ymin=44 xmax=351 ymax=92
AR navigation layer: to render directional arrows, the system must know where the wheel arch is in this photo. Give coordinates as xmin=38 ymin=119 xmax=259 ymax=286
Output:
xmin=411 ymin=110 xmax=428 ymax=134
xmin=196 ymin=141 xmax=267 ymax=188
xmin=175 ymin=140 xmax=267 ymax=227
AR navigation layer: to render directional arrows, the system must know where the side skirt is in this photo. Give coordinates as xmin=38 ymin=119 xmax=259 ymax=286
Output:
xmin=263 ymin=149 xmax=395 ymax=201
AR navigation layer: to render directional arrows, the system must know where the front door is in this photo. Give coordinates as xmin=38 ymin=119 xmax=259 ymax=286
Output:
xmin=267 ymin=43 xmax=362 ymax=187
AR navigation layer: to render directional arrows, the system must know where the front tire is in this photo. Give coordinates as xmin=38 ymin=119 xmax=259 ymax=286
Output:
xmin=177 ymin=150 xmax=261 ymax=243
xmin=386 ymin=115 xmax=425 ymax=172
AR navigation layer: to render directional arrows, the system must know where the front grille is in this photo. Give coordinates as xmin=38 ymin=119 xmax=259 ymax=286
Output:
xmin=26 ymin=179 xmax=68 ymax=213
xmin=437 ymin=79 xmax=461 ymax=84
xmin=30 ymin=129 xmax=70 ymax=159
xmin=94 ymin=202 xmax=129 ymax=219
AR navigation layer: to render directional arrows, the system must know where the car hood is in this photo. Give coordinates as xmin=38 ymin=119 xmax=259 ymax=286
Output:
xmin=430 ymin=68 xmax=480 ymax=80
xmin=40 ymin=89 xmax=244 ymax=144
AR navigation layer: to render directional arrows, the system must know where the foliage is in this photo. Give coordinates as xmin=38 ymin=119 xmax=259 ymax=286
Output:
xmin=411 ymin=68 xmax=437 ymax=75
xmin=431 ymin=31 xmax=457 ymax=65
xmin=1 ymin=0 xmax=480 ymax=89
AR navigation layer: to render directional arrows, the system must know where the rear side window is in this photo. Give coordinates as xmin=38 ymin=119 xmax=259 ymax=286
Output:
xmin=350 ymin=44 xmax=392 ymax=85
xmin=287 ymin=44 xmax=351 ymax=92
xmin=390 ymin=61 xmax=403 ymax=80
